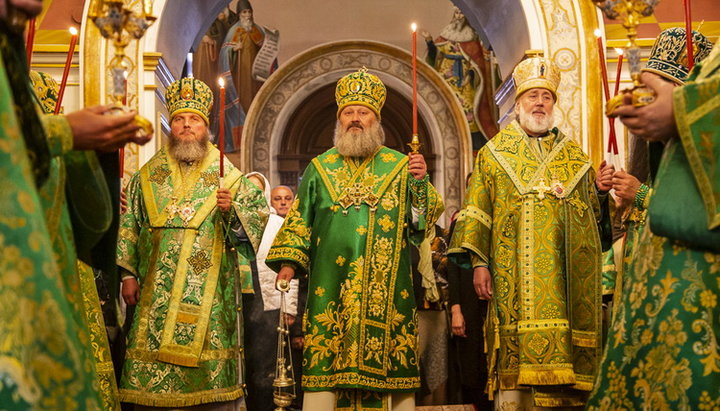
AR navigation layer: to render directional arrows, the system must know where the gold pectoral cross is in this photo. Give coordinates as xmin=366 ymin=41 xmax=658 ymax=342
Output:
xmin=532 ymin=178 xmax=552 ymax=200
xmin=166 ymin=196 xmax=196 ymax=225
xmin=337 ymin=181 xmax=379 ymax=215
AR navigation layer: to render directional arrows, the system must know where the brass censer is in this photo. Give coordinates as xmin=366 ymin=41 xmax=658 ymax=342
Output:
xmin=273 ymin=279 xmax=297 ymax=411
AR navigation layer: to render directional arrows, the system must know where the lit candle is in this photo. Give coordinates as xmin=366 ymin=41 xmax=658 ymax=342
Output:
xmin=411 ymin=23 xmax=418 ymax=136
xmin=595 ymin=29 xmax=610 ymax=103
xmin=684 ymin=0 xmax=694 ymax=71
xmin=26 ymin=18 xmax=36 ymax=68
xmin=218 ymin=77 xmax=226 ymax=180
xmin=55 ymin=26 xmax=78 ymax=115
xmin=613 ymin=48 xmax=624 ymax=96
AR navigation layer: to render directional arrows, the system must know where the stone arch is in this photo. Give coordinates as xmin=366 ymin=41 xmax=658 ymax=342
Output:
xmin=242 ymin=40 xmax=472 ymax=220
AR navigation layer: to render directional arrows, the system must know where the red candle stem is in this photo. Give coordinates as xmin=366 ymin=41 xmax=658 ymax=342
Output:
xmin=614 ymin=53 xmax=623 ymax=96
xmin=55 ymin=31 xmax=78 ymax=114
xmin=684 ymin=0 xmax=694 ymax=71
xmin=596 ymin=35 xmax=610 ymax=102
xmin=26 ymin=18 xmax=36 ymax=68
xmin=412 ymin=26 xmax=418 ymax=136
xmin=119 ymin=147 xmax=125 ymax=180
xmin=218 ymin=83 xmax=226 ymax=178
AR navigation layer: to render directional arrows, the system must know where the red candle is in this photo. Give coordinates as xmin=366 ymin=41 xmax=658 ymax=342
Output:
xmin=26 ymin=18 xmax=36 ymax=68
xmin=608 ymin=118 xmax=619 ymax=155
xmin=411 ymin=23 xmax=418 ymax=136
xmin=613 ymin=48 xmax=624 ymax=96
xmin=217 ymin=77 xmax=226 ymax=179
xmin=595 ymin=29 xmax=610 ymax=102
xmin=684 ymin=0 xmax=694 ymax=71
xmin=55 ymin=27 xmax=78 ymax=115
xmin=119 ymin=147 xmax=125 ymax=180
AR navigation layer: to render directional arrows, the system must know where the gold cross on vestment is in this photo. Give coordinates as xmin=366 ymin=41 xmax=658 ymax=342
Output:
xmin=532 ymin=178 xmax=552 ymax=200
xmin=337 ymin=181 xmax=379 ymax=215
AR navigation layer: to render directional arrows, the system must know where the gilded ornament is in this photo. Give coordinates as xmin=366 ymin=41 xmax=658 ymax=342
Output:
xmin=187 ymin=250 xmax=212 ymax=273
xmin=512 ymin=57 xmax=561 ymax=100
xmin=335 ymin=67 xmax=387 ymax=119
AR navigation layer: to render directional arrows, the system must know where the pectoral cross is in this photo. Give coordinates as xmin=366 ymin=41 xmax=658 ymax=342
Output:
xmin=337 ymin=181 xmax=380 ymax=216
xmin=532 ymin=178 xmax=551 ymax=200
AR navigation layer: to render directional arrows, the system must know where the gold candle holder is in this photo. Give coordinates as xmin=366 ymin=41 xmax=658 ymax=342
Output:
xmin=90 ymin=0 xmax=156 ymax=136
xmin=408 ymin=134 xmax=422 ymax=154
xmin=592 ymin=0 xmax=660 ymax=113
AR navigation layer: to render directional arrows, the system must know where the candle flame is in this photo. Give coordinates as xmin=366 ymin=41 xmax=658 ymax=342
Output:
xmin=411 ymin=23 xmax=417 ymax=32
xmin=218 ymin=77 xmax=225 ymax=88
xmin=614 ymin=48 xmax=624 ymax=56
xmin=594 ymin=28 xmax=602 ymax=38
xmin=69 ymin=26 xmax=78 ymax=36
xmin=123 ymin=70 xmax=128 ymax=79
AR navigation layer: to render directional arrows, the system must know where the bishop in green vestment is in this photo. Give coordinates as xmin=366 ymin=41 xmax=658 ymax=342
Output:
xmin=587 ymin=37 xmax=720 ymax=411
xmin=267 ymin=69 xmax=444 ymax=411
xmin=448 ymin=57 xmax=613 ymax=408
xmin=1 ymin=13 xmax=148 ymax=408
xmin=604 ymin=28 xmax=713 ymax=311
xmin=0 ymin=22 xmax=103 ymax=410
xmin=117 ymin=78 xmax=268 ymax=408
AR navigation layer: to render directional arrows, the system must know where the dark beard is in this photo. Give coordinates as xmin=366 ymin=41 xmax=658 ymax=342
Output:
xmin=333 ymin=121 xmax=385 ymax=158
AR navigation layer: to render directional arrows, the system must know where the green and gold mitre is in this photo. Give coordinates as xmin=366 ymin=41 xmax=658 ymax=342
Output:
xmin=642 ymin=27 xmax=714 ymax=84
xmin=29 ymin=70 xmax=60 ymax=114
xmin=165 ymin=77 xmax=213 ymax=124
xmin=335 ymin=67 xmax=386 ymax=119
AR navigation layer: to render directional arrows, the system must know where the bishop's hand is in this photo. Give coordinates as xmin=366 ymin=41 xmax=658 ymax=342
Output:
xmin=408 ymin=152 xmax=427 ymax=180
xmin=473 ymin=266 xmax=492 ymax=300
xmin=216 ymin=188 xmax=232 ymax=212
xmin=276 ymin=265 xmax=296 ymax=292
xmin=596 ymin=160 xmax=614 ymax=192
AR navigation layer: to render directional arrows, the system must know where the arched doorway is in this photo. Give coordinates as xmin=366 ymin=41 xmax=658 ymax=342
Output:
xmin=242 ymin=40 xmax=471 ymax=220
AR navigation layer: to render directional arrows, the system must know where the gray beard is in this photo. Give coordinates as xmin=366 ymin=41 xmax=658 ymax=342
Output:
xmin=334 ymin=121 xmax=385 ymax=158
xmin=239 ymin=17 xmax=253 ymax=31
xmin=169 ymin=132 xmax=210 ymax=163
xmin=439 ymin=18 xmax=477 ymax=42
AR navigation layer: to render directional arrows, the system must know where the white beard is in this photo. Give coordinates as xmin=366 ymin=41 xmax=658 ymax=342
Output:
xmin=239 ymin=16 xmax=253 ymax=31
xmin=439 ymin=18 xmax=477 ymax=43
xmin=334 ymin=120 xmax=385 ymax=158
xmin=169 ymin=132 xmax=210 ymax=163
xmin=517 ymin=106 xmax=554 ymax=135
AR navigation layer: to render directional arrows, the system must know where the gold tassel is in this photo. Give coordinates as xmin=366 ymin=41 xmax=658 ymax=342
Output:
xmin=517 ymin=368 xmax=576 ymax=386
xmin=119 ymin=388 xmax=243 ymax=407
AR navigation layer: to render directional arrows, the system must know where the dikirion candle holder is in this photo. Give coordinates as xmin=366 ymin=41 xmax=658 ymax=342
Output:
xmin=90 ymin=0 xmax=155 ymax=136
xmin=592 ymin=0 xmax=660 ymax=114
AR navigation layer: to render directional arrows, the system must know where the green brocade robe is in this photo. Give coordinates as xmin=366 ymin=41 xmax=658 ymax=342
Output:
xmin=587 ymin=42 xmax=720 ymax=411
xmin=449 ymin=121 xmax=606 ymax=407
xmin=266 ymin=146 xmax=443 ymax=396
xmin=0 ymin=32 xmax=102 ymax=409
xmin=117 ymin=144 xmax=268 ymax=407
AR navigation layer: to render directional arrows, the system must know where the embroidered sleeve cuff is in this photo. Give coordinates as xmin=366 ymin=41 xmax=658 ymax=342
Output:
xmin=41 ymin=114 xmax=73 ymax=156
xmin=409 ymin=174 xmax=429 ymax=210
xmin=470 ymin=253 xmax=488 ymax=268
xmin=633 ymin=184 xmax=651 ymax=210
